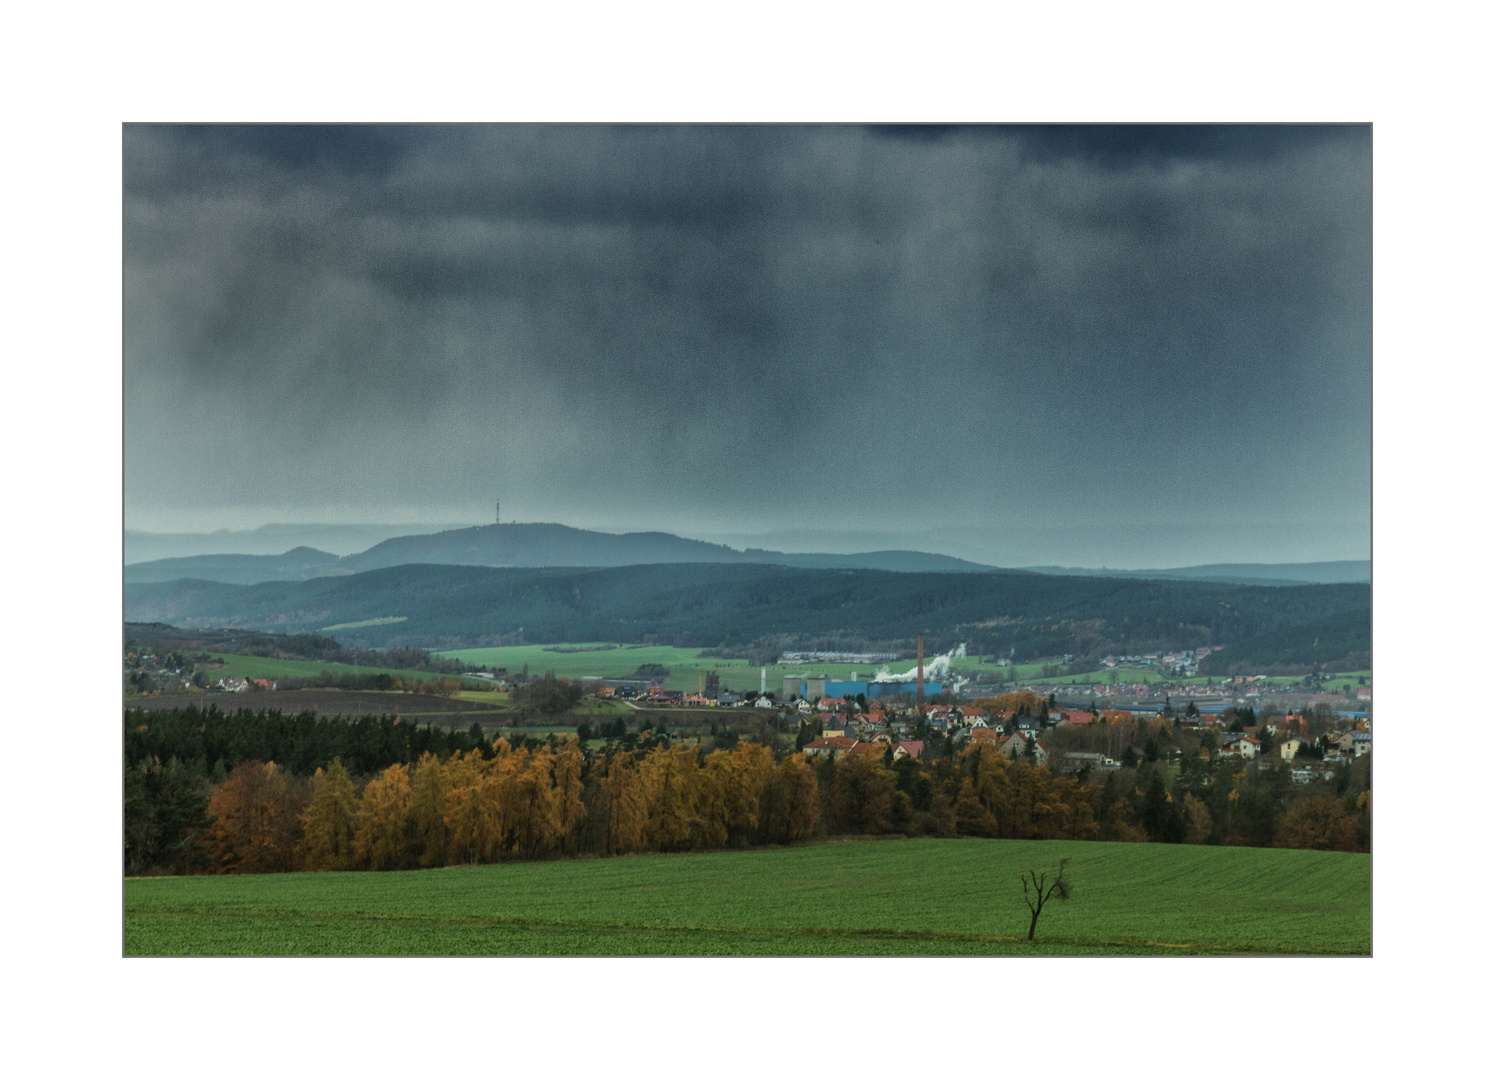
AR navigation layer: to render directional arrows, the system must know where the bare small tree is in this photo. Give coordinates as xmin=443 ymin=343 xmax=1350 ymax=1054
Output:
xmin=1020 ymin=857 xmax=1072 ymax=941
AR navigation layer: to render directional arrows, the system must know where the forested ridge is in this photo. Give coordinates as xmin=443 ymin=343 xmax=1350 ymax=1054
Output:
xmin=124 ymin=562 xmax=1370 ymax=663
xmin=1198 ymin=610 xmax=1373 ymax=675
xmin=124 ymin=622 xmax=474 ymax=674
xmin=125 ymin=706 xmax=1371 ymax=877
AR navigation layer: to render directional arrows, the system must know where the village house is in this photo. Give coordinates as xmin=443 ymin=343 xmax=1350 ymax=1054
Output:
xmin=802 ymin=736 xmax=858 ymax=760
xmin=998 ymin=732 xmax=1049 ymax=766
xmin=1327 ymin=731 xmax=1357 ymax=755
xmin=1218 ymin=734 xmax=1262 ymax=760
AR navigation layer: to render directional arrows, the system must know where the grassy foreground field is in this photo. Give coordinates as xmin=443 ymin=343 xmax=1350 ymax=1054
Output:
xmin=125 ymin=838 xmax=1369 ymax=956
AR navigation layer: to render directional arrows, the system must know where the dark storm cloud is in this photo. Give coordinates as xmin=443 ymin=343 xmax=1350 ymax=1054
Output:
xmin=124 ymin=124 xmax=1370 ymax=563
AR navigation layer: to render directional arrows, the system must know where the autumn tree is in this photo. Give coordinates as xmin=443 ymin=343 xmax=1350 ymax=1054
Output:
xmin=830 ymin=751 xmax=896 ymax=835
xmin=710 ymin=742 xmax=774 ymax=847
xmin=354 ymin=763 xmax=414 ymax=870
xmin=959 ymin=746 xmax=1012 ymax=837
xmin=504 ymin=746 xmax=561 ymax=859
xmin=444 ymin=750 xmax=502 ymax=864
xmin=761 ymin=752 xmax=820 ymax=844
xmin=1180 ymin=793 xmax=1213 ymax=844
xmin=600 ymin=751 xmax=650 ymax=855
xmin=645 ymin=743 xmax=703 ymax=851
xmin=974 ymin=691 xmax=1043 ymax=718
xmin=411 ymin=752 xmax=449 ymax=867
xmin=205 ymin=761 xmax=310 ymax=875
xmin=302 ymin=757 xmax=359 ymax=870
xmin=551 ymin=738 xmax=588 ymax=855
xmin=1276 ymin=796 xmax=1361 ymax=852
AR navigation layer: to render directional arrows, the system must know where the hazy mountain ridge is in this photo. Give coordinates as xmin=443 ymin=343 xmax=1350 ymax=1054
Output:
xmin=124 ymin=522 xmax=1365 ymax=587
xmin=124 ymin=524 xmax=469 ymax=562
xmin=124 ymin=523 xmax=1000 ymax=584
xmin=124 ymin=547 xmax=347 ymax=585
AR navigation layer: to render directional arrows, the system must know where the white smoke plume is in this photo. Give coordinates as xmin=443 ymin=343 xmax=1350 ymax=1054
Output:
xmin=872 ymin=643 xmax=966 ymax=682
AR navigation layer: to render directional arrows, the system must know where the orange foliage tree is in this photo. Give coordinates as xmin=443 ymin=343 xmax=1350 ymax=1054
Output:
xmin=205 ymin=761 xmax=309 ymax=874
xmin=1276 ymin=796 xmax=1361 ymax=852
xmin=354 ymin=763 xmax=414 ymax=870
xmin=411 ymin=752 xmax=449 ymax=868
xmin=764 ymin=752 xmax=821 ymax=844
xmin=444 ymin=749 xmax=503 ymax=865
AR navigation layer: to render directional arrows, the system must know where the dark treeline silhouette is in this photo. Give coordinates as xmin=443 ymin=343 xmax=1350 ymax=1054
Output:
xmin=124 ymin=623 xmax=477 ymax=674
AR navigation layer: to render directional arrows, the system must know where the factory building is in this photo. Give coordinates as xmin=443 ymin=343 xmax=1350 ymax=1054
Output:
xmin=825 ymin=680 xmax=943 ymax=700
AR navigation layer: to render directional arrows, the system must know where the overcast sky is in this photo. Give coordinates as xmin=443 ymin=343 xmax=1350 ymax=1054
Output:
xmin=124 ymin=124 xmax=1370 ymax=567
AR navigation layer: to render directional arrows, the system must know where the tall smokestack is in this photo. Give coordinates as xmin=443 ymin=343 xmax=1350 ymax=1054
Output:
xmin=917 ymin=634 xmax=925 ymax=708
xmin=761 ymin=666 xmax=766 ymax=695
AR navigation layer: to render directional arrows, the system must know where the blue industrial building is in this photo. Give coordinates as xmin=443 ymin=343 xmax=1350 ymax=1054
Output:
xmin=822 ymin=680 xmax=941 ymax=700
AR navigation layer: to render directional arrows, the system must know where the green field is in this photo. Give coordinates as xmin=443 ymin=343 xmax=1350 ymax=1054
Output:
xmin=124 ymin=838 xmax=1370 ymax=956
xmin=205 ymin=653 xmax=486 ymax=687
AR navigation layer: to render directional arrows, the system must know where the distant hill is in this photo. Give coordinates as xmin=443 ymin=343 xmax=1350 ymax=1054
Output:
xmin=124 ymin=523 xmax=999 ymax=584
xmin=341 ymin=523 xmax=744 ymax=571
xmin=124 ymin=523 xmax=470 ymax=563
xmin=124 ymin=547 xmax=346 ymax=585
xmin=123 ymin=561 xmax=1370 ymax=663
xmin=1025 ymin=560 xmax=1370 ymax=586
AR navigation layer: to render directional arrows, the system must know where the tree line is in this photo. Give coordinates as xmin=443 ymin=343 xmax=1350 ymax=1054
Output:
xmin=124 ymin=707 xmax=1370 ymax=876
xmin=124 ymin=624 xmax=477 ymax=674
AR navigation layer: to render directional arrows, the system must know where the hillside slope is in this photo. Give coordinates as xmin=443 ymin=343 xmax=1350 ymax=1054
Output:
xmin=124 ymin=562 xmax=1370 ymax=661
